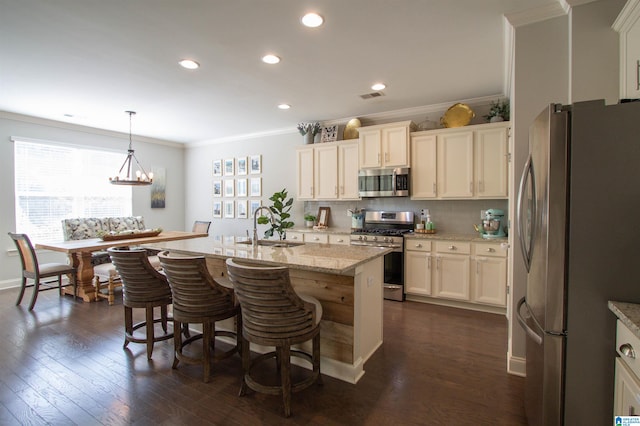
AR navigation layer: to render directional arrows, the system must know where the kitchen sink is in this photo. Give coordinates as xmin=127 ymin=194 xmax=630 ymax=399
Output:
xmin=236 ymin=239 xmax=304 ymax=248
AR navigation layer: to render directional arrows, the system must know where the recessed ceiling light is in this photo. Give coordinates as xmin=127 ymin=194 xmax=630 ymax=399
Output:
xmin=262 ymin=54 xmax=281 ymax=65
xmin=301 ymin=12 xmax=324 ymax=28
xmin=371 ymin=83 xmax=386 ymax=91
xmin=179 ymin=59 xmax=200 ymax=69
xmin=278 ymin=104 xmax=291 ymax=110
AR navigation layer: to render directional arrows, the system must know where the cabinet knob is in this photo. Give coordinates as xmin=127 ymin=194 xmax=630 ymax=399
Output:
xmin=314 ymin=237 xmax=320 ymax=241
xmin=486 ymin=248 xmax=495 ymax=252
xmin=415 ymin=243 xmax=422 ymax=248
xmin=620 ymin=343 xmax=636 ymax=359
xmin=337 ymin=238 xmax=343 ymax=242
xmin=448 ymin=245 xmax=456 ymax=250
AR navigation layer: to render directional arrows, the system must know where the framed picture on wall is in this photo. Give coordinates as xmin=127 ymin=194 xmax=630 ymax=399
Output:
xmin=236 ymin=178 xmax=247 ymax=197
xmin=224 ymin=158 xmax=235 ymax=176
xmin=213 ymin=180 xmax=222 ymax=197
xmin=212 ymin=159 xmax=222 ymax=177
xmin=250 ymin=155 xmax=261 ymax=174
xmin=249 ymin=199 xmax=262 ymax=217
xmin=224 ymin=179 xmax=235 ymax=197
xmin=212 ymin=201 xmax=222 ymax=218
xmin=250 ymin=177 xmax=261 ymax=197
xmin=224 ymin=200 xmax=235 ymax=218
xmin=237 ymin=157 xmax=248 ymax=175
xmin=237 ymin=200 xmax=248 ymax=219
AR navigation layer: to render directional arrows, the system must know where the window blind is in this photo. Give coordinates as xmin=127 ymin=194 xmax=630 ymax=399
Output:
xmin=14 ymin=139 xmax=132 ymax=243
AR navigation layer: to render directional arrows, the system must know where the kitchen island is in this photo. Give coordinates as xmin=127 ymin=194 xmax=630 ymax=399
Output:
xmin=144 ymin=235 xmax=390 ymax=384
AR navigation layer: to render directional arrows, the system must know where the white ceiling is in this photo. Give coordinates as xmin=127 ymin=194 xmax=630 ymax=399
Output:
xmin=1 ymin=0 xmax=556 ymax=144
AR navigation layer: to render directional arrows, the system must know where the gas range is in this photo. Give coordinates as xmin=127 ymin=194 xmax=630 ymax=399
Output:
xmin=349 ymin=211 xmax=414 ymax=248
xmin=349 ymin=210 xmax=414 ymax=302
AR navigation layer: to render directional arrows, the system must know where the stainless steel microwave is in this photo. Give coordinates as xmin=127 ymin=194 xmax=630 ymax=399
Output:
xmin=358 ymin=168 xmax=409 ymax=197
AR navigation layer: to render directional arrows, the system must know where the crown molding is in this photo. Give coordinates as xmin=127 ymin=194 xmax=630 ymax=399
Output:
xmin=188 ymin=94 xmax=507 ymax=147
xmin=505 ymin=0 xmax=570 ymax=27
xmin=613 ymin=0 xmax=640 ymax=33
xmin=0 ymin=110 xmax=183 ymax=148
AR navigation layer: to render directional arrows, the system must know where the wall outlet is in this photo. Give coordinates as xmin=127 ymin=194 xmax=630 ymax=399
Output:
xmin=347 ymin=210 xmax=352 ymax=217
xmin=480 ymin=210 xmax=486 ymax=219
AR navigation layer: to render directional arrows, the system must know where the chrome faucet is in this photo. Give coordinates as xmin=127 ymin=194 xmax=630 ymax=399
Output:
xmin=253 ymin=206 xmax=275 ymax=247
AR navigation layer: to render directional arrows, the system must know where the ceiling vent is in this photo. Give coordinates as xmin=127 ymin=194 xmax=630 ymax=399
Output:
xmin=360 ymin=91 xmax=385 ymax=100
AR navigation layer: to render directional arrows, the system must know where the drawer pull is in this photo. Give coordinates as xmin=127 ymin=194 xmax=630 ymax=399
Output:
xmin=448 ymin=245 xmax=456 ymax=251
xmin=620 ymin=343 xmax=636 ymax=359
xmin=314 ymin=237 xmax=320 ymax=241
xmin=336 ymin=238 xmax=343 ymax=242
xmin=486 ymin=248 xmax=495 ymax=253
xmin=415 ymin=243 xmax=422 ymax=248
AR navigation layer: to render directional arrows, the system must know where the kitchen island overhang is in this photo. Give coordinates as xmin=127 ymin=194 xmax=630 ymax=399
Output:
xmin=144 ymin=236 xmax=391 ymax=384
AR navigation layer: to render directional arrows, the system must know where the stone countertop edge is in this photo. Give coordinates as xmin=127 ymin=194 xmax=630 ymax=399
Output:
xmin=405 ymin=233 xmax=509 ymax=243
xmin=609 ymin=301 xmax=640 ymax=339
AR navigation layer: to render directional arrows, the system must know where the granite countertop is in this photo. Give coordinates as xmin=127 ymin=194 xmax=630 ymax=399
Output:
xmin=609 ymin=301 xmax=640 ymax=339
xmin=145 ymin=235 xmax=391 ymax=275
xmin=405 ymin=232 xmax=509 ymax=243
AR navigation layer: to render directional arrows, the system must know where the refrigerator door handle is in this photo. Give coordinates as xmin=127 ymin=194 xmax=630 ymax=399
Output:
xmin=516 ymin=297 xmax=543 ymax=345
xmin=516 ymin=154 xmax=536 ymax=272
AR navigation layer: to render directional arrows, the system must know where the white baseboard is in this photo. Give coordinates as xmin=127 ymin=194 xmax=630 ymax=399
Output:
xmin=0 ymin=279 xmax=20 ymax=291
xmin=508 ymin=352 xmax=526 ymax=377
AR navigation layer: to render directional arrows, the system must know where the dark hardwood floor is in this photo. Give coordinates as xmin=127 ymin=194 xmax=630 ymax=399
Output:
xmin=0 ymin=287 xmax=526 ymax=425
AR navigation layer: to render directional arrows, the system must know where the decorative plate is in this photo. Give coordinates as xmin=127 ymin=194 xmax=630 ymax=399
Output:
xmin=343 ymin=118 xmax=361 ymax=140
xmin=440 ymin=103 xmax=475 ymax=128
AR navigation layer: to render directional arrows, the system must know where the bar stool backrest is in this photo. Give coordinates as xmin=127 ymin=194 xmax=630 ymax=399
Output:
xmin=107 ymin=247 xmax=171 ymax=305
xmin=225 ymin=258 xmax=317 ymax=345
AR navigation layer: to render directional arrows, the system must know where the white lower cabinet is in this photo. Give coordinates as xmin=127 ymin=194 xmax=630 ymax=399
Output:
xmin=286 ymin=231 xmax=304 ymax=242
xmin=405 ymin=238 xmax=508 ymax=312
xmin=404 ymin=239 xmax=432 ymax=296
xmin=472 ymin=242 xmax=507 ymax=307
xmin=434 ymin=242 xmax=470 ymax=301
xmin=615 ymin=319 xmax=640 ymax=416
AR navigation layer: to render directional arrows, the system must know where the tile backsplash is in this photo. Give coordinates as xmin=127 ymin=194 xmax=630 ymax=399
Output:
xmin=303 ymin=198 xmax=509 ymax=235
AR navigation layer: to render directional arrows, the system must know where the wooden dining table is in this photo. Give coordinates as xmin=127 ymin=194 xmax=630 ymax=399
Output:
xmin=36 ymin=230 xmax=208 ymax=302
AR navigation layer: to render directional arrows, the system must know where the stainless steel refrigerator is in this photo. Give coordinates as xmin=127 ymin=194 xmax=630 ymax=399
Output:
xmin=516 ymin=99 xmax=640 ymax=426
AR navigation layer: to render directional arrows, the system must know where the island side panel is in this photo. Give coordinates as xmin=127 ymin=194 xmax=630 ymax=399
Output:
xmin=205 ymin=256 xmax=356 ymax=365
xmin=353 ymin=256 xmax=384 ymax=365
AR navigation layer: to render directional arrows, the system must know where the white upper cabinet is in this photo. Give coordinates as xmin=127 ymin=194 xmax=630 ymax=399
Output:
xmin=614 ymin=0 xmax=640 ymax=99
xmin=411 ymin=121 xmax=510 ymax=200
xmin=314 ymin=144 xmax=339 ymax=199
xmin=296 ymin=140 xmax=360 ymax=201
xmin=437 ymin=131 xmax=474 ymax=198
xmin=337 ymin=140 xmax=360 ymax=200
xmin=358 ymin=121 xmax=414 ymax=169
xmin=410 ymin=134 xmax=437 ymax=198
xmin=474 ymin=126 xmax=509 ymax=198
xmin=296 ymin=146 xmax=314 ymax=199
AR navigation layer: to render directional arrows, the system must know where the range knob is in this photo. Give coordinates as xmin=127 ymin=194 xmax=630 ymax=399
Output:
xmin=362 ymin=235 xmax=367 ymax=241
xmin=384 ymin=237 xmax=392 ymax=243
xmin=372 ymin=236 xmax=378 ymax=242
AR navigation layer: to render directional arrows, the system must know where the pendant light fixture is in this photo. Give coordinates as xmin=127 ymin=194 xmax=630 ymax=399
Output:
xmin=109 ymin=111 xmax=153 ymax=185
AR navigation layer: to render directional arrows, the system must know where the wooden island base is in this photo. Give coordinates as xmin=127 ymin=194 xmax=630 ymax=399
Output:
xmin=205 ymin=256 xmax=384 ymax=384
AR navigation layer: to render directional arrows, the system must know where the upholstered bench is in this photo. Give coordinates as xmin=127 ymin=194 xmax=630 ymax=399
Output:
xmin=62 ymin=216 xmax=149 ymax=304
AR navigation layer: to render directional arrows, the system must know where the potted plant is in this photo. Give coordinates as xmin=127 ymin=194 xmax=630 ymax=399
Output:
xmin=258 ymin=188 xmax=295 ymax=240
xmin=297 ymin=122 xmax=322 ymax=144
xmin=304 ymin=213 xmax=316 ymax=228
xmin=484 ymin=100 xmax=510 ymax=122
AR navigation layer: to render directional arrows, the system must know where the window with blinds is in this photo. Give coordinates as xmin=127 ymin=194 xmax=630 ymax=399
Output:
xmin=14 ymin=139 xmax=132 ymax=243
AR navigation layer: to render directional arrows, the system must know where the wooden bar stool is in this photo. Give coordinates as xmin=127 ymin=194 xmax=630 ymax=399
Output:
xmin=107 ymin=247 xmax=173 ymax=360
xmin=225 ymin=258 xmax=323 ymax=417
xmin=158 ymin=251 xmax=241 ymax=383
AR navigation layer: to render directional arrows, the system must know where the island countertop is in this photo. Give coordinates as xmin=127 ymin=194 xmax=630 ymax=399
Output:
xmin=144 ymin=235 xmax=391 ymax=275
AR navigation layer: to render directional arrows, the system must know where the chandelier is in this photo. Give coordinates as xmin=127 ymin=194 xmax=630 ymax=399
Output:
xmin=109 ymin=111 xmax=153 ymax=186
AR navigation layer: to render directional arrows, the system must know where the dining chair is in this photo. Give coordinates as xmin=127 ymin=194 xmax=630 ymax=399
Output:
xmin=107 ymin=247 xmax=173 ymax=360
xmin=8 ymin=232 xmax=77 ymax=311
xmin=225 ymin=258 xmax=323 ymax=417
xmin=158 ymin=251 xmax=241 ymax=383
xmin=192 ymin=220 xmax=211 ymax=234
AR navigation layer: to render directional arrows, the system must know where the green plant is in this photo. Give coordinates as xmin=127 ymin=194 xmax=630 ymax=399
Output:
xmin=484 ymin=100 xmax=510 ymax=121
xmin=304 ymin=213 xmax=316 ymax=222
xmin=258 ymin=188 xmax=295 ymax=239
